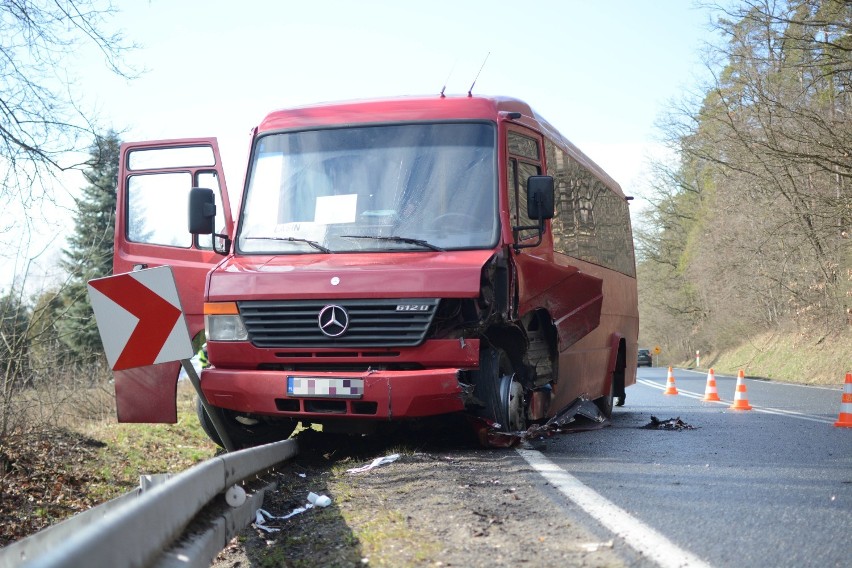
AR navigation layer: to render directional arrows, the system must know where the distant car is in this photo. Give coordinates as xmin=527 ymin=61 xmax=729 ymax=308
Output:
xmin=637 ymin=348 xmax=653 ymax=367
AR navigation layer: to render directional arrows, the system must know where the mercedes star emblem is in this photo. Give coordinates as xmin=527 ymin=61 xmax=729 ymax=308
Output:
xmin=318 ymin=305 xmax=349 ymax=337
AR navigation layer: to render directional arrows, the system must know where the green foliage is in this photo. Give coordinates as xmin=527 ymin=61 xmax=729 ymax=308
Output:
xmin=57 ymin=132 xmax=121 ymax=363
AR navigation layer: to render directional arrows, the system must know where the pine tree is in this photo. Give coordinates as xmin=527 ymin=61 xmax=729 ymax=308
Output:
xmin=58 ymin=131 xmax=122 ymax=362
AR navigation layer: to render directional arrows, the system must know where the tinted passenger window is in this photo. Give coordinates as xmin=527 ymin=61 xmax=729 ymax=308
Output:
xmin=545 ymin=138 xmax=635 ymax=276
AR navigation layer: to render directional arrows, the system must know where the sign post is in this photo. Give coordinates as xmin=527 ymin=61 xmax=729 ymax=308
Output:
xmin=88 ymin=266 xmax=236 ymax=451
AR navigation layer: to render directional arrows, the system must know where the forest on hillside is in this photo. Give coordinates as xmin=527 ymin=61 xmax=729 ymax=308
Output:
xmin=637 ymin=0 xmax=851 ymax=364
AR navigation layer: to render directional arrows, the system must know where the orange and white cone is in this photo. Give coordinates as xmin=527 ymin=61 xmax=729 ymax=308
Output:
xmin=703 ymin=368 xmax=721 ymax=402
xmin=729 ymin=369 xmax=752 ymax=410
xmin=664 ymin=366 xmax=679 ymax=395
xmin=834 ymin=372 xmax=852 ymax=428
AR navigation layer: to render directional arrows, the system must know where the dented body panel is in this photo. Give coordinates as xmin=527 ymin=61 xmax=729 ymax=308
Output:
xmin=112 ymin=96 xmax=638 ymax=442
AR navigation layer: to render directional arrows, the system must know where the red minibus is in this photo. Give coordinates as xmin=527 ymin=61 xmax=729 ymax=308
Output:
xmin=113 ymin=95 xmax=638 ymax=447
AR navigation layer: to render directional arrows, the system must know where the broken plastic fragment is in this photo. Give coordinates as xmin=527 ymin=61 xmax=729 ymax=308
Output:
xmin=642 ymin=416 xmax=696 ymax=430
xmin=253 ymin=509 xmax=281 ymax=533
xmin=308 ymin=492 xmax=332 ymax=507
xmin=253 ymin=504 xmax=316 ymax=533
xmin=473 ymin=396 xmax=609 ymax=448
xmin=346 ymin=453 xmax=401 ymax=474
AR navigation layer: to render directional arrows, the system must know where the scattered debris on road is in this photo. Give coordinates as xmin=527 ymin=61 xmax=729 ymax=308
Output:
xmin=641 ymin=416 xmax=697 ymax=430
xmin=479 ymin=395 xmax=609 ymax=448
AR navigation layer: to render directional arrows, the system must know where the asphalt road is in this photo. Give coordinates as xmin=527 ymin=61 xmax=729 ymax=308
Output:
xmin=520 ymin=367 xmax=851 ymax=568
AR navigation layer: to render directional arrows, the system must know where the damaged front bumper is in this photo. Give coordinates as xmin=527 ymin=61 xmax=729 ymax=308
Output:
xmin=200 ymin=367 xmax=470 ymax=420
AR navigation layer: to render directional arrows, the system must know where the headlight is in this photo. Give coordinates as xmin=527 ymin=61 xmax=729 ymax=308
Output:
xmin=204 ymin=303 xmax=249 ymax=341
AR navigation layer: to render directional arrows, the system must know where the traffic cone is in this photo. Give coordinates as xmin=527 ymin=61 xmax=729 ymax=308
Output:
xmin=703 ymin=368 xmax=721 ymax=402
xmin=663 ymin=366 xmax=679 ymax=395
xmin=834 ymin=372 xmax=852 ymax=428
xmin=729 ymin=369 xmax=752 ymax=410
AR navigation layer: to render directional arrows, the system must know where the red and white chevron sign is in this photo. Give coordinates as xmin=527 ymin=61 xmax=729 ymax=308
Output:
xmin=87 ymin=266 xmax=193 ymax=371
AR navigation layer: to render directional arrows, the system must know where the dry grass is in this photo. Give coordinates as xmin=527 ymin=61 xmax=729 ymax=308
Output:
xmin=0 ymin=381 xmax=217 ymax=545
xmin=687 ymin=328 xmax=851 ymax=385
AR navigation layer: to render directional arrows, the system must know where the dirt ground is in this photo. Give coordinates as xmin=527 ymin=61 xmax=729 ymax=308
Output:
xmin=213 ymin=425 xmax=631 ymax=568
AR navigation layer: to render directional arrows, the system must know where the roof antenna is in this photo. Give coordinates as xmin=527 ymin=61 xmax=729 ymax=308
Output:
xmin=440 ymin=59 xmax=457 ymax=98
xmin=467 ymin=52 xmax=490 ymax=97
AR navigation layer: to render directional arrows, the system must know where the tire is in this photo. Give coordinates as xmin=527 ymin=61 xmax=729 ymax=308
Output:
xmin=474 ymin=347 xmax=527 ymax=432
xmin=595 ymin=379 xmax=614 ymax=419
xmin=196 ymin=398 xmax=298 ymax=449
xmin=598 ymin=344 xmax=626 ymax=418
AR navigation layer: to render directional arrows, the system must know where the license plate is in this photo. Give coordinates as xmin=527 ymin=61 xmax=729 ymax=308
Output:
xmin=287 ymin=376 xmax=364 ymax=398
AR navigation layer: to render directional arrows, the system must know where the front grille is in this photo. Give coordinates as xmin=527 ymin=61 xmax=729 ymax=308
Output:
xmin=238 ymin=298 xmax=440 ymax=348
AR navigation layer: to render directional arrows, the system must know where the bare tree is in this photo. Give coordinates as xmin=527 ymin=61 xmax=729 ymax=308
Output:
xmin=640 ymin=1 xmax=851 ymax=362
xmin=0 ymin=0 xmax=135 ymax=227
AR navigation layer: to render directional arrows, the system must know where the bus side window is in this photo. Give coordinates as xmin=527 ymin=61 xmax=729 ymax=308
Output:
xmin=516 ymin=161 xmax=541 ymax=240
xmin=507 ymin=159 xmax=518 ymax=229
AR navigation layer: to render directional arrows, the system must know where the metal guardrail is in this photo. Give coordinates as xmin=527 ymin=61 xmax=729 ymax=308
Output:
xmin=0 ymin=438 xmax=298 ymax=568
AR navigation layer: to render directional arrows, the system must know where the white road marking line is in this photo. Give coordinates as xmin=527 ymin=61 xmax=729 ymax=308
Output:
xmin=517 ymin=449 xmax=713 ymax=568
xmin=636 ymin=379 xmax=835 ymax=424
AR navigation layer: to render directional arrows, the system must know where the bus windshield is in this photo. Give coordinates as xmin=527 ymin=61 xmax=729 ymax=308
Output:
xmin=238 ymin=122 xmax=498 ymax=253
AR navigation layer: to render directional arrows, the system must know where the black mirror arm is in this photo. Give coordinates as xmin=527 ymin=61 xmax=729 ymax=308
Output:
xmin=511 ymin=217 xmax=546 ymax=251
xmin=212 ymin=233 xmax=232 ymax=256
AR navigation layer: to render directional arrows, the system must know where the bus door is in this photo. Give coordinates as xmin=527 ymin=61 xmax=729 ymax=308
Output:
xmin=112 ymin=138 xmax=233 ymax=422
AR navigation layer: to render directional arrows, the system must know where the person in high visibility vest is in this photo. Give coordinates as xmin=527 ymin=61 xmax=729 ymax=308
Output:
xmin=198 ymin=342 xmax=210 ymax=368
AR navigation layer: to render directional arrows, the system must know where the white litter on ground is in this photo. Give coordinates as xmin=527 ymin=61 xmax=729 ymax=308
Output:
xmin=345 ymin=453 xmax=401 ymax=474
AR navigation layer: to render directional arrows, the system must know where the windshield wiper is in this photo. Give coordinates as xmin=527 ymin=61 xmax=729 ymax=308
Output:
xmin=341 ymin=235 xmax=445 ymax=252
xmin=245 ymin=236 xmax=332 ymax=253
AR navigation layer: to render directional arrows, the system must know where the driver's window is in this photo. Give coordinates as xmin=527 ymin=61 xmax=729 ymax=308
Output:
xmin=516 ymin=162 xmax=541 ymax=240
xmin=506 ymin=130 xmax=543 ymax=241
xmin=127 ymin=172 xmax=193 ymax=247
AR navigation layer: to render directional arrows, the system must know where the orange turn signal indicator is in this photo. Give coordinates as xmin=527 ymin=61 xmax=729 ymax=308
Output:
xmin=204 ymin=302 xmax=239 ymax=315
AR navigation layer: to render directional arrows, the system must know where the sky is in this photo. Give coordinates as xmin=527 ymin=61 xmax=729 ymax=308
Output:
xmin=6 ymin=0 xmax=722 ymax=292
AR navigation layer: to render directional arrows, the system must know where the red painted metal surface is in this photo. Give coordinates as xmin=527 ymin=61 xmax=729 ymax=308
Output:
xmin=113 ymin=362 xmax=181 ymax=423
xmin=200 ymin=367 xmax=467 ymax=419
xmin=207 ymin=250 xmax=495 ymax=301
xmin=257 ymin=96 xmax=532 ymax=134
xmin=208 ymin=338 xmax=480 ymax=371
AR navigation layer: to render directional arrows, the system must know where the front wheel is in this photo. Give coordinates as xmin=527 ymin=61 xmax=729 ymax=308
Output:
xmin=196 ymin=398 xmax=298 ymax=449
xmin=474 ymin=347 xmax=527 ymax=432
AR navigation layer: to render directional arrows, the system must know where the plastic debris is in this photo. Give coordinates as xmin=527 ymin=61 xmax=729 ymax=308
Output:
xmin=253 ymin=505 xmax=313 ymax=532
xmin=346 ymin=453 xmax=401 ymax=474
xmin=642 ymin=416 xmax=696 ymax=430
xmin=476 ymin=395 xmax=608 ymax=448
xmin=251 ymin=491 xmax=334 ymax=532
xmin=308 ymin=492 xmax=332 ymax=507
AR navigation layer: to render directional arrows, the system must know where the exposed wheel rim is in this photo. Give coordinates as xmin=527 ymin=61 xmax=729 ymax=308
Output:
xmin=506 ymin=378 xmax=526 ymax=431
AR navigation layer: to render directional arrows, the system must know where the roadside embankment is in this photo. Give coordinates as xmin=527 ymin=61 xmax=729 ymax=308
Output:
xmin=679 ymin=329 xmax=851 ymax=386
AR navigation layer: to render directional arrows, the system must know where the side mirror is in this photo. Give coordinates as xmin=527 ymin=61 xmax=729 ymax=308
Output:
xmin=526 ymin=176 xmax=554 ymax=220
xmin=188 ymin=187 xmax=216 ymax=235
xmin=189 ymin=187 xmax=231 ymax=255
xmin=513 ymin=175 xmax=554 ymax=250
